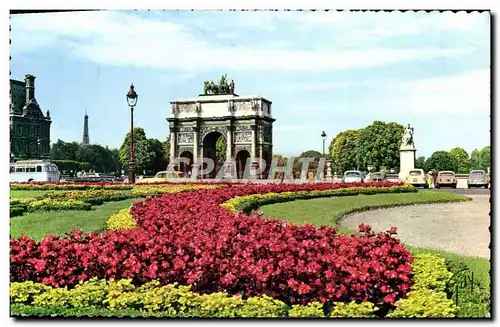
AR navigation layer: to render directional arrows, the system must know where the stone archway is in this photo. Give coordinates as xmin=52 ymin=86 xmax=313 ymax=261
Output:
xmin=179 ymin=151 xmax=193 ymax=177
xmin=202 ymin=131 xmax=225 ymax=178
xmin=261 ymin=149 xmax=271 ymax=179
xmin=167 ymin=91 xmax=275 ymax=180
xmin=235 ymin=150 xmax=250 ymax=179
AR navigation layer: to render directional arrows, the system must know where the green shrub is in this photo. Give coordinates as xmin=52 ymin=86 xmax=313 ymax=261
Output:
xmin=412 ymin=253 xmax=452 ymax=292
xmin=10 ymin=205 xmax=27 ymax=217
xmin=106 ymin=208 xmax=136 ymax=231
xmin=27 ymin=198 xmax=91 ymax=212
xmin=10 ymin=281 xmax=50 ymax=304
xmin=289 ymin=302 xmax=325 ymax=317
xmin=386 ymin=289 xmax=456 ymax=318
xmin=32 ymin=287 xmax=73 ymax=308
xmin=387 ymin=254 xmax=457 ymax=318
xmin=330 ymin=301 xmax=377 ymax=318
xmin=232 ymin=295 xmax=287 ymax=318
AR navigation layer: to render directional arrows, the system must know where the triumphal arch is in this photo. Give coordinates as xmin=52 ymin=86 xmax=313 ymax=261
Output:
xmin=167 ymin=75 xmax=275 ymax=179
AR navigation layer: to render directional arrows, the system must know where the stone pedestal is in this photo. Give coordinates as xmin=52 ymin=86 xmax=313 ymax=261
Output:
xmin=300 ymin=171 xmax=307 ymax=183
xmin=326 ymin=161 xmax=333 ymax=182
xmin=191 ymin=163 xmax=199 ymax=180
xmin=249 ymin=162 xmax=259 ymax=180
xmin=399 ymin=148 xmax=416 ymax=181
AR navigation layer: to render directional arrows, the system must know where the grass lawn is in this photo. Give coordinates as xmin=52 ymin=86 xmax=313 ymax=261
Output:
xmin=10 ymin=199 xmax=136 ymax=241
xmin=10 ymin=190 xmax=48 ymax=199
xmin=260 ymin=191 xmax=468 ymax=234
xmin=260 ymin=191 xmax=489 ymax=290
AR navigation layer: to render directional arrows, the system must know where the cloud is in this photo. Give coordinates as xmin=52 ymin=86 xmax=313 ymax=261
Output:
xmin=158 ymin=73 xmax=197 ymax=86
xmin=286 ymin=79 xmax=376 ymax=91
xmin=280 ymin=10 xmax=489 ymax=34
xmin=11 ymin=11 xmax=473 ymax=72
xmin=388 ymin=69 xmax=490 ymax=117
xmin=274 ymin=125 xmax=316 ymax=132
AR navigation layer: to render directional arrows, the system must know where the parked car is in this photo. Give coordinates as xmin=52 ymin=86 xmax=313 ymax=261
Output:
xmin=436 ymin=171 xmax=457 ymax=189
xmin=405 ymin=169 xmax=428 ymax=188
xmin=142 ymin=170 xmax=184 ymax=183
xmin=467 ymin=170 xmax=489 ymax=188
xmin=371 ymin=172 xmax=386 ymax=182
xmin=343 ymin=170 xmax=363 ymax=183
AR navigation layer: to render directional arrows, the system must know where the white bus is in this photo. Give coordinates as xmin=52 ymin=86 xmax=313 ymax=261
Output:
xmin=9 ymin=160 xmax=61 ymax=183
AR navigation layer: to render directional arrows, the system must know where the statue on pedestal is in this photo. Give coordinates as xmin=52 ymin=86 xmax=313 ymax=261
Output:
xmin=401 ymin=124 xmax=415 ymax=148
xmin=229 ymin=80 xmax=235 ymax=94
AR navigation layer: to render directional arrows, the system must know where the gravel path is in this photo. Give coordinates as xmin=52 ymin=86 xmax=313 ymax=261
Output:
xmin=341 ymin=195 xmax=491 ymax=258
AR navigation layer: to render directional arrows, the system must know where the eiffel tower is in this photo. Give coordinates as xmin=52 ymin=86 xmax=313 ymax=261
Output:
xmin=82 ymin=110 xmax=89 ymax=145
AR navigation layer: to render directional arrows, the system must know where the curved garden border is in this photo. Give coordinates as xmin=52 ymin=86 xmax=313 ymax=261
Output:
xmin=9 ymin=181 xmax=459 ymax=318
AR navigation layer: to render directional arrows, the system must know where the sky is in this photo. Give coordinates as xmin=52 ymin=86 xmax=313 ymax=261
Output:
xmin=10 ymin=10 xmax=491 ymax=158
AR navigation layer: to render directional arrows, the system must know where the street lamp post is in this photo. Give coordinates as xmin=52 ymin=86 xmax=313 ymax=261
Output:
xmin=37 ymin=139 xmax=41 ymax=159
xmin=126 ymin=84 xmax=138 ymax=183
xmin=321 ymin=131 xmax=327 ymax=156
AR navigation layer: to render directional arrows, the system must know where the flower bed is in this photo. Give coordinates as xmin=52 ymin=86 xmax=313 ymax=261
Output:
xmin=10 ymin=184 xmax=220 ymax=216
xmin=10 ymin=198 xmax=91 ymax=215
xmin=9 ymin=253 xmax=454 ymax=318
xmin=10 ymin=180 xmax=227 ymax=191
xmin=106 ymin=208 xmax=136 ymax=231
xmin=11 ymin=182 xmax=414 ymax=310
xmin=10 ymin=182 xmax=133 ymax=191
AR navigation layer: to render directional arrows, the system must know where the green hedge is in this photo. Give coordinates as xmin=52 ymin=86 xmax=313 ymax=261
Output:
xmin=10 ymin=279 xmax=375 ymax=318
xmin=10 ymin=198 xmax=92 ymax=214
xmin=9 ymin=279 xmax=377 ymax=318
xmin=10 ymin=191 xmax=134 ymax=217
xmin=10 ymin=184 xmax=133 ymax=191
xmin=222 ymin=185 xmax=418 ymax=213
xmin=10 ymin=253 xmax=459 ymax=318
xmin=387 ymin=253 xmax=457 ymax=318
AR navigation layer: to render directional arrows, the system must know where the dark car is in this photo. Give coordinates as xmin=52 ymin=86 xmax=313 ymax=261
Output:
xmin=467 ymin=170 xmax=489 ymax=188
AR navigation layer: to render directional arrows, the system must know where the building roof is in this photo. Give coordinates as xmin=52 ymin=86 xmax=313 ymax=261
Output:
xmin=170 ymin=94 xmax=272 ymax=104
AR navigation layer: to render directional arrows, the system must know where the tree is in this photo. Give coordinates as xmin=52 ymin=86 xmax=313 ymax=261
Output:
xmin=415 ymin=156 xmax=426 ymax=170
xmin=50 ymin=140 xmax=80 ymax=161
xmin=470 ymin=146 xmax=491 ymax=171
xmin=50 ymin=140 xmax=119 ymax=173
xmin=119 ymin=127 xmax=156 ymax=174
xmin=299 ymin=150 xmax=322 ymax=159
xmin=424 ymin=151 xmax=458 ymax=172
xmin=329 ymin=129 xmax=360 ymax=173
xmin=479 ymin=146 xmax=491 ymax=171
xmin=470 ymin=149 xmax=481 ymax=170
xmin=356 ymin=121 xmax=404 ymax=172
xmin=147 ymin=138 xmax=168 ymax=173
xmin=296 ymin=150 xmax=322 ymax=172
xmin=215 ymin=137 xmax=227 ymax=168
xmin=162 ymin=138 xmax=170 ymax=166
xmin=449 ymin=147 xmax=470 ymax=174
xmin=272 ymin=153 xmax=288 ymax=166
